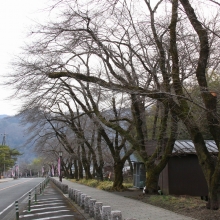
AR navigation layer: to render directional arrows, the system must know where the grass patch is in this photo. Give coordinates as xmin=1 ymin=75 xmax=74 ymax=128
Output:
xmin=148 ymin=194 xmax=201 ymax=209
xmin=69 ymin=178 xmax=133 ymax=191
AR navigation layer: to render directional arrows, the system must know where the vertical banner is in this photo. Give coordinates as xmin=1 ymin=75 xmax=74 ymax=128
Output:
xmin=51 ymin=164 xmax=55 ymax=176
xmin=15 ymin=165 xmax=19 ymax=177
xmin=12 ymin=169 xmax=15 ymax=177
xmin=58 ymin=157 xmax=61 ymax=176
xmin=42 ymin=166 xmax=44 ymax=176
xmin=15 ymin=165 xmax=19 ymax=173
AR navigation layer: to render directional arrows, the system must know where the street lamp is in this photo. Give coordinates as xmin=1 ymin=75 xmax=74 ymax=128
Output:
xmin=59 ymin=150 xmax=63 ymax=182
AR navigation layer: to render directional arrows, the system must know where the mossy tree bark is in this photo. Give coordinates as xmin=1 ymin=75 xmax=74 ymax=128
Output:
xmin=113 ymin=161 xmax=125 ymax=190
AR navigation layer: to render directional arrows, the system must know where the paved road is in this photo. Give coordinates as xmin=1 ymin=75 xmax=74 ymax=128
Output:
xmin=0 ymin=178 xmax=45 ymax=219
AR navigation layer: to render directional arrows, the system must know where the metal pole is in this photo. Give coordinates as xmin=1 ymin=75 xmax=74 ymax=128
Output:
xmin=3 ymin=156 xmax=5 ymax=177
xmin=40 ymin=183 xmax=42 ymax=194
xmin=15 ymin=200 xmax=19 ymax=220
xmin=59 ymin=155 xmax=62 ymax=182
xmin=28 ymin=191 xmax=31 ymax=212
xmin=35 ymin=187 xmax=37 ymax=203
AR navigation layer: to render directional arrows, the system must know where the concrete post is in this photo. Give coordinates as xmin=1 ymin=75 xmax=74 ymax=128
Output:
xmin=94 ymin=202 xmax=103 ymax=220
xmin=89 ymin=199 xmax=96 ymax=217
xmin=111 ymin=210 xmax=122 ymax=220
xmin=62 ymin=184 xmax=68 ymax=194
xmin=80 ymin=194 xmax=87 ymax=209
xmin=68 ymin=188 xmax=72 ymax=199
xmin=84 ymin=196 xmax=91 ymax=213
xmin=101 ymin=206 xmax=111 ymax=220
xmin=70 ymin=188 xmax=74 ymax=200
xmin=74 ymin=190 xmax=79 ymax=203
xmin=77 ymin=191 xmax=83 ymax=205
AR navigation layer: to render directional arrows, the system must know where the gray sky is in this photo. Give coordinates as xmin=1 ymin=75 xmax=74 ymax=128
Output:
xmin=0 ymin=0 xmax=49 ymax=115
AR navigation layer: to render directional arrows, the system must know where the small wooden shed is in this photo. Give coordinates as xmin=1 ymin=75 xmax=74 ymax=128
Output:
xmin=158 ymin=140 xmax=218 ymax=196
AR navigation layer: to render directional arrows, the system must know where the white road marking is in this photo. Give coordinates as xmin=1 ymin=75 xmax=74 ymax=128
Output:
xmin=32 ymin=215 xmax=74 ymax=220
xmin=37 ymin=198 xmax=61 ymax=201
xmin=34 ymin=200 xmax=62 ymax=204
xmin=0 ymin=179 xmax=33 ymax=191
xmin=0 ymin=203 xmax=13 ymax=215
xmin=23 ymin=206 xmax=66 ymax=212
xmin=19 ymin=210 xmax=70 ymax=218
xmin=0 ymin=178 xmax=41 ymax=216
xmin=31 ymin=202 xmax=64 ymax=207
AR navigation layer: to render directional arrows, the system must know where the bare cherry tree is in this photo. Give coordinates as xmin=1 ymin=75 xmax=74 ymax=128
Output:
xmin=7 ymin=0 xmax=220 ymax=208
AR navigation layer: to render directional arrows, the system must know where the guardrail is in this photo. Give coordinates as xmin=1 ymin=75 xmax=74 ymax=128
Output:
xmin=50 ymin=177 xmax=136 ymax=220
xmin=0 ymin=177 xmax=49 ymax=220
xmin=15 ymin=177 xmax=50 ymax=220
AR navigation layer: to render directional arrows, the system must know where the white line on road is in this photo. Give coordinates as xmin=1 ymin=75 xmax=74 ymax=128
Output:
xmin=31 ymin=202 xmax=64 ymax=207
xmin=37 ymin=198 xmax=61 ymax=201
xmin=32 ymin=215 xmax=74 ymax=220
xmin=0 ymin=178 xmax=42 ymax=216
xmin=34 ymin=200 xmax=62 ymax=204
xmin=23 ymin=206 xmax=66 ymax=212
xmin=19 ymin=210 xmax=70 ymax=218
xmin=0 ymin=179 xmax=34 ymax=191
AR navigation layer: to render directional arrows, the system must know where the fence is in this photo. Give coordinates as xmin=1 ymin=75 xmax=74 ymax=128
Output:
xmin=50 ymin=177 xmax=136 ymax=220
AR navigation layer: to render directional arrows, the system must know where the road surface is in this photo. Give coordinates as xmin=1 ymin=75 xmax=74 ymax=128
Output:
xmin=0 ymin=178 xmax=45 ymax=219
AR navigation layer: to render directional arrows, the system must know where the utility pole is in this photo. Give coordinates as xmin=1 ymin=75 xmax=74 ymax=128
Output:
xmin=3 ymin=156 xmax=5 ymax=177
xmin=1 ymin=133 xmax=7 ymax=145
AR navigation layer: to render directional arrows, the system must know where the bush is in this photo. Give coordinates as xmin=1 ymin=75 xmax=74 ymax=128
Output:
xmin=70 ymin=178 xmax=133 ymax=191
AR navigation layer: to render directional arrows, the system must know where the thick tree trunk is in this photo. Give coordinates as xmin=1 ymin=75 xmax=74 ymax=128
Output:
xmin=97 ymin=129 xmax=104 ymax=181
xmin=78 ymin=160 xmax=83 ymax=179
xmin=113 ymin=162 xmax=124 ymax=190
xmin=84 ymin=165 xmax=92 ymax=179
xmin=207 ymin=186 xmax=219 ymax=210
xmin=96 ymin=167 xmax=104 ymax=181
xmin=73 ymin=159 xmax=79 ymax=180
xmin=145 ymin=167 xmax=159 ymax=193
xmin=183 ymin=116 xmax=218 ymax=209
xmin=81 ymin=144 xmax=92 ymax=179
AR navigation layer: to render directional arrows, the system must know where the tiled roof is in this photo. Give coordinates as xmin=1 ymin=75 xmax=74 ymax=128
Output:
xmin=172 ymin=140 xmax=218 ymax=155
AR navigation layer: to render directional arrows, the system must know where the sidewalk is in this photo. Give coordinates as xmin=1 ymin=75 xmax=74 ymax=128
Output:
xmin=0 ymin=178 xmax=14 ymax=183
xmin=58 ymin=178 xmax=196 ymax=220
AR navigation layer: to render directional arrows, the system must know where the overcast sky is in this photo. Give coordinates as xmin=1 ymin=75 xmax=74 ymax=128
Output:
xmin=0 ymin=0 xmax=50 ymax=116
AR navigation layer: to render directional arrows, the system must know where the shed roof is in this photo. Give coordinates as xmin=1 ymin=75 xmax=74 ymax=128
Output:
xmin=172 ymin=140 xmax=218 ymax=155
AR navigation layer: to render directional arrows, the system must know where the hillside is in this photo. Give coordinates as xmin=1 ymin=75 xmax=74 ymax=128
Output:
xmin=0 ymin=115 xmax=36 ymax=162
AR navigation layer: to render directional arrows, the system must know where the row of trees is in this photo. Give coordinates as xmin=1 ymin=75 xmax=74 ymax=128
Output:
xmin=7 ymin=0 xmax=220 ymax=209
xmin=0 ymin=145 xmax=20 ymax=176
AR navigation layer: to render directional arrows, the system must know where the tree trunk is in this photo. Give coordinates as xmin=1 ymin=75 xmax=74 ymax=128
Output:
xmin=73 ymin=159 xmax=79 ymax=180
xmin=113 ymin=161 xmax=124 ymax=190
xmin=78 ymin=159 xmax=83 ymax=179
xmin=207 ymin=186 xmax=219 ymax=210
xmin=81 ymin=144 xmax=92 ymax=179
xmin=97 ymin=129 xmax=104 ymax=181
xmin=145 ymin=164 xmax=160 ymax=193
xmin=183 ymin=115 xmax=218 ymax=209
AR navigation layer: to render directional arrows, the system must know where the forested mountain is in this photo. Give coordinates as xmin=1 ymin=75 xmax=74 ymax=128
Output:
xmin=0 ymin=115 xmax=35 ymax=162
